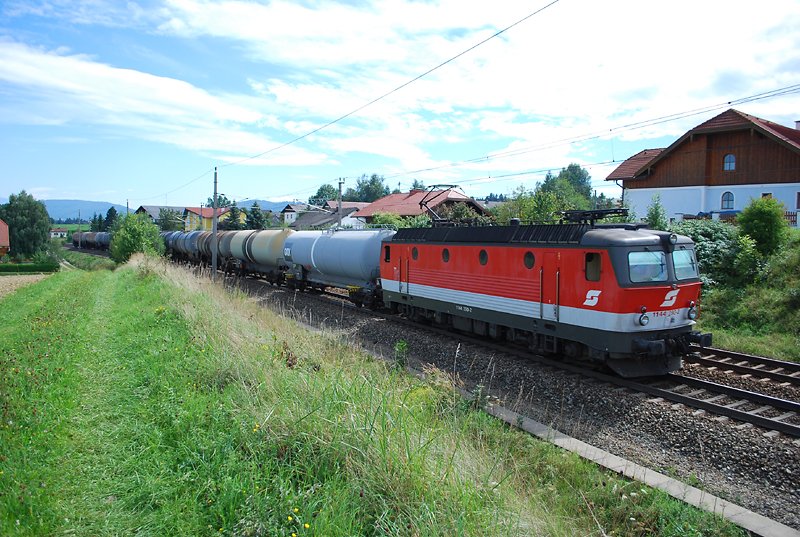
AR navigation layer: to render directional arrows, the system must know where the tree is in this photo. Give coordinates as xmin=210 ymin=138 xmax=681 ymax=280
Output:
xmin=104 ymin=207 xmax=119 ymax=232
xmin=737 ymin=197 xmax=789 ymax=257
xmin=90 ymin=213 xmax=103 ymax=232
xmin=555 ymin=163 xmax=593 ymax=200
xmin=206 ymin=193 xmax=233 ymax=208
xmin=308 ymin=184 xmax=338 ymax=206
xmin=221 ymin=204 xmax=244 ymax=231
xmin=344 ymin=174 xmax=390 ymax=202
xmin=245 ymin=202 xmax=268 ymax=230
xmin=411 ymin=179 xmax=426 ymax=190
xmin=645 ymin=194 xmax=669 ymax=230
xmin=109 ymin=213 xmax=164 ymax=263
xmin=0 ymin=190 xmax=51 ymax=258
xmin=157 ymin=208 xmax=184 ymax=231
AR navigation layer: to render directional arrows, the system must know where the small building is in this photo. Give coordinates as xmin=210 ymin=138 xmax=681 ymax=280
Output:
xmin=0 ymin=218 xmax=9 ymax=257
xmin=606 ymin=109 xmax=800 ymax=225
xmin=50 ymin=227 xmax=68 ymax=238
xmin=280 ymin=203 xmax=310 ymax=225
xmin=355 ymin=189 xmax=487 ymax=223
xmin=290 ymin=206 xmax=366 ymax=230
xmin=322 ymin=200 xmax=371 ymax=213
xmin=183 ymin=207 xmax=233 ymax=231
xmin=135 ymin=205 xmax=188 ymax=225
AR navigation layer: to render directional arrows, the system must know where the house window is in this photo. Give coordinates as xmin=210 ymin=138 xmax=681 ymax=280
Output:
xmin=797 ymin=192 xmax=800 ymax=209
xmin=723 ymin=154 xmax=736 ymax=171
xmin=721 ymin=191 xmax=734 ymax=210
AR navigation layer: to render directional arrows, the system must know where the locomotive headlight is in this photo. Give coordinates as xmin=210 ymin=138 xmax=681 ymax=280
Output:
xmin=688 ymin=307 xmax=698 ymax=320
xmin=669 ymin=233 xmax=678 ymax=245
xmin=638 ymin=313 xmax=650 ymax=326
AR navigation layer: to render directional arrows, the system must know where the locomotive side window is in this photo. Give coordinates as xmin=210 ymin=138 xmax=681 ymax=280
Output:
xmin=628 ymin=251 xmax=667 ymax=282
xmin=442 ymin=248 xmax=450 ymax=263
xmin=412 ymin=247 xmax=418 ymax=260
xmin=384 ymin=245 xmax=390 ymax=262
xmin=585 ymin=252 xmax=601 ymax=281
xmin=523 ymin=251 xmax=535 ymax=269
xmin=479 ymin=249 xmax=488 ymax=265
xmin=673 ymin=249 xmax=699 ymax=280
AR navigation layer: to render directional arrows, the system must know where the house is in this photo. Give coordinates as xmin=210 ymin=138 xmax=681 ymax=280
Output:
xmin=606 ymin=109 xmax=800 ymax=225
xmin=135 ymin=205 xmax=187 ymax=225
xmin=290 ymin=206 xmax=366 ymax=230
xmin=183 ymin=207 xmax=234 ymax=231
xmin=280 ymin=203 xmax=310 ymax=225
xmin=355 ymin=189 xmax=487 ymax=223
xmin=0 ymin=218 xmax=9 ymax=257
xmin=50 ymin=227 xmax=68 ymax=238
xmin=322 ymin=200 xmax=370 ymax=213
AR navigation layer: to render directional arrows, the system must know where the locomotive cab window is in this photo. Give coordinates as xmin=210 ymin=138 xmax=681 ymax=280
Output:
xmin=628 ymin=251 xmax=667 ymax=283
xmin=585 ymin=252 xmax=601 ymax=281
xmin=673 ymin=249 xmax=699 ymax=280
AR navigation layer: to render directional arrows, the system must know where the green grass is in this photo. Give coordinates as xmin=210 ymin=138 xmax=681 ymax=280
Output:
xmin=60 ymin=248 xmax=117 ymax=271
xmin=0 ymin=256 xmax=746 ymax=536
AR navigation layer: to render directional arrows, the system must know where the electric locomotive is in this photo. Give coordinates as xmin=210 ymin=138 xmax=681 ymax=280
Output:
xmin=379 ymin=210 xmax=711 ymax=377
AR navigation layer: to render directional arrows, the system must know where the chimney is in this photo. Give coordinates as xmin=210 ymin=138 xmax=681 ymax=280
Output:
xmin=795 ymin=120 xmax=800 ymax=130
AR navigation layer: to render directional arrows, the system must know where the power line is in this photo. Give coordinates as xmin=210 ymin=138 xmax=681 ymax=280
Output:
xmin=220 ymin=0 xmax=561 ymax=168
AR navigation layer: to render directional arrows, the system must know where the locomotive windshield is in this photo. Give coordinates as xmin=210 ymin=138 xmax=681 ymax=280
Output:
xmin=673 ymin=249 xmax=699 ymax=280
xmin=628 ymin=251 xmax=667 ymax=283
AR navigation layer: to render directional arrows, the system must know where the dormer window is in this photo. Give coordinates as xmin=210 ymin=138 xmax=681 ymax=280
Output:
xmin=721 ymin=191 xmax=734 ymax=210
xmin=723 ymin=154 xmax=736 ymax=171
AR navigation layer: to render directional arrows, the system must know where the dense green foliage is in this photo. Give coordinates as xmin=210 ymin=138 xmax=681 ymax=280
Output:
xmin=308 ymin=183 xmax=339 ymax=205
xmin=220 ymin=205 xmax=244 ymax=231
xmin=245 ymin=202 xmax=268 ymax=230
xmin=645 ymin=194 xmax=669 ymax=231
xmin=109 ymin=214 xmax=165 ymax=263
xmin=343 ymin=174 xmax=390 ymax=202
xmin=0 ymin=264 xmax=743 ymax=536
xmin=736 ymin=197 xmax=789 ymax=257
xmin=671 ymin=219 xmax=740 ymax=286
xmin=61 ymin=248 xmax=117 ymax=271
xmin=0 ymin=191 xmax=51 ymax=258
xmin=207 ymin=193 xmax=233 ymax=208
xmin=157 ymin=208 xmax=184 ymax=231
xmin=369 ymin=212 xmax=431 ymax=228
xmin=0 ymin=262 xmax=59 ymax=273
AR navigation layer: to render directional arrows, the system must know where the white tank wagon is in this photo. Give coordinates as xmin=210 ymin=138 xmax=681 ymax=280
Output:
xmin=283 ymin=228 xmax=396 ymax=307
xmin=232 ymin=229 xmax=295 ymax=283
xmin=95 ymin=232 xmax=112 ymax=250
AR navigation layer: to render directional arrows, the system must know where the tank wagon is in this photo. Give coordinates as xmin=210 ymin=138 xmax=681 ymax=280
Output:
xmin=380 ymin=220 xmax=710 ymax=377
xmin=283 ymin=228 xmax=395 ymax=307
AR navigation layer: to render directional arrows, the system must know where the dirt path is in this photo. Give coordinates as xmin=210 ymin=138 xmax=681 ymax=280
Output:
xmin=0 ymin=274 xmax=50 ymax=299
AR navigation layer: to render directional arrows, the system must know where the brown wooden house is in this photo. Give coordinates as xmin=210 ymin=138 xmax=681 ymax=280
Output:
xmin=606 ymin=109 xmax=800 ymax=225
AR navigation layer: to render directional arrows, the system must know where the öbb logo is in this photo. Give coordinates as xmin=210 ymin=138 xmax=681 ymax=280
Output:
xmin=660 ymin=289 xmax=679 ymax=307
xmin=583 ymin=290 xmax=601 ymax=306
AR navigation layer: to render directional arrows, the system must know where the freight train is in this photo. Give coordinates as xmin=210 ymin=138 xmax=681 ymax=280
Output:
xmin=72 ymin=231 xmax=112 ymax=250
xmin=160 ymin=211 xmax=712 ymax=377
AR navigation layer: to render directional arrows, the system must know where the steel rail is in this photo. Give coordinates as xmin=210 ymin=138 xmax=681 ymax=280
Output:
xmin=689 ymin=345 xmax=800 ymax=375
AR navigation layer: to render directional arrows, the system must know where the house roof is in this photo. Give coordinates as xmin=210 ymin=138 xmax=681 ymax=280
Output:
xmin=281 ymin=203 xmax=309 ymax=214
xmin=184 ymin=207 xmax=231 ymax=218
xmin=605 ymin=109 xmax=800 ymax=182
xmin=356 ymin=190 xmax=484 ymax=218
xmin=50 ymin=227 xmax=68 ymax=232
xmin=323 ymin=201 xmax=370 ymax=211
xmin=135 ymin=205 xmax=187 ymax=220
xmin=0 ymin=218 xmax=8 ymax=248
xmin=605 ymin=149 xmax=665 ymax=181
xmin=290 ymin=207 xmax=359 ymax=229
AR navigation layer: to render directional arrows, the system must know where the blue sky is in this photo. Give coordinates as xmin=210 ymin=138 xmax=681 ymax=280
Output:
xmin=2 ymin=0 xmax=799 ymax=209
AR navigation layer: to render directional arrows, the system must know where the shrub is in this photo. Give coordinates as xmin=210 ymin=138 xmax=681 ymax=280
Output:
xmin=670 ymin=219 xmax=738 ymax=286
xmin=737 ymin=197 xmax=789 ymax=257
xmin=110 ymin=213 xmax=165 ymax=263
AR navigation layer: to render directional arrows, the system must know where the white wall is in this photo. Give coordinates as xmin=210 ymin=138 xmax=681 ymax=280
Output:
xmin=626 ymin=182 xmax=800 ymax=225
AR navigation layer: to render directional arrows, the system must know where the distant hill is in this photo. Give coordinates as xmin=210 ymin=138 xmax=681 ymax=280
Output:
xmin=42 ymin=200 xmax=128 ymax=221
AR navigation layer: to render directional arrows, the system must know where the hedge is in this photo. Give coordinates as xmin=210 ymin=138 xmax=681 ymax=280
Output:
xmin=0 ymin=263 xmax=60 ymax=273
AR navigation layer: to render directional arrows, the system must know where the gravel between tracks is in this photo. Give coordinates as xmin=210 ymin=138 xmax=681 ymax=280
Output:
xmin=228 ymin=273 xmax=800 ymax=530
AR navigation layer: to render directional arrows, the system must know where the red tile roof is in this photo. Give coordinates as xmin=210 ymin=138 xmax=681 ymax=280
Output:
xmin=0 ymin=218 xmax=8 ymax=248
xmin=356 ymin=190 xmax=480 ymax=218
xmin=185 ymin=207 xmax=230 ymax=218
xmin=323 ymin=201 xmax=370 ymax=211
xmin=606 ymin=149 xmax=664 ymax=181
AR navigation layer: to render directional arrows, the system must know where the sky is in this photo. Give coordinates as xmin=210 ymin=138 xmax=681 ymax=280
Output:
xmin=1 ymin=0 xmax=800 ymax=210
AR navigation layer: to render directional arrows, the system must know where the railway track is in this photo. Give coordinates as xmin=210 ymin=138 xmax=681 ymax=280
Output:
xmin=686 ymin=345 xmax=800 ymax=386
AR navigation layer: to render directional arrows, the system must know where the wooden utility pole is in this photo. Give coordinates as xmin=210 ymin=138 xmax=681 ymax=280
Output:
xmin=211 ymin=167 xmax=219 ymax=282
xmin=337 ymin=178 xmax=344 ymax=228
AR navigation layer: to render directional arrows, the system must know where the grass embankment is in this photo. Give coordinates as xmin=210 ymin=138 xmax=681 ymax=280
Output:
xmin=699 ymin=230 xmax=800 ymax=361
xmin=0 ymin=257 xmax=744 ymax=536
xmin=60 ymin=247 xmax=118 ymax=271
